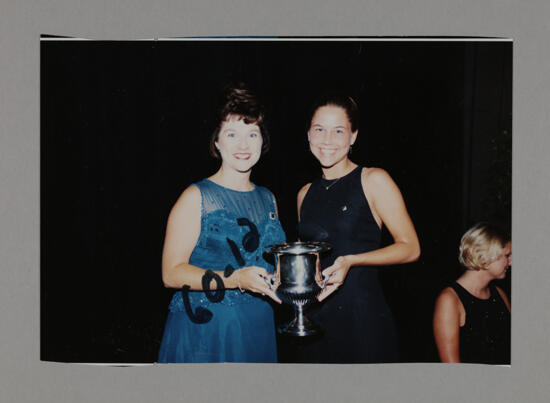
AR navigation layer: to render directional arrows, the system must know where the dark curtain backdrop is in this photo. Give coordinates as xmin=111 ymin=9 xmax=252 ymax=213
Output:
xmin=41 ymin=40 xmax=511 ymax=363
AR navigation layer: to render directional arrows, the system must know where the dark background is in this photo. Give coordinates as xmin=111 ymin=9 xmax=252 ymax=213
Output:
xmin=41 ymin=39 xmax=511 ymax=363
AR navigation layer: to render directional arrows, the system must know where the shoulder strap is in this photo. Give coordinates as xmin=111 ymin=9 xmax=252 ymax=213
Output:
xmin=449 ymin=282 xmax=472 ymax=307
xmin=189 ymin=180 xmax=206 ymax=217
xmin=255 ymin=185 xmax=276 ymax=210
xmin=489 ymin=284 xmax=507 ymax=306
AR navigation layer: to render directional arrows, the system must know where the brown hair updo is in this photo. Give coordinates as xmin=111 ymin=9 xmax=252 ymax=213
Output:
xmin=209 ymin=82 xmax=270 ymax=159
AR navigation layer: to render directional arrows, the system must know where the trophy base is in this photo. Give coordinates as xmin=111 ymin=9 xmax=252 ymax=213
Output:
xmin=277 ymin=315 xmax=322 ymax=337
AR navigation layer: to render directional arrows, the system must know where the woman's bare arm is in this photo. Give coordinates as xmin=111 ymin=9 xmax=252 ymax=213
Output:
xmin=433 ymin=288 xmax=462 ymax=363
xmin=351 ymin=167 xmax=420 ymax=266
xmin=296 ymin=183 xmax=312 ymax=223
xmin=318 ymin=168 xmax=420 ymax=299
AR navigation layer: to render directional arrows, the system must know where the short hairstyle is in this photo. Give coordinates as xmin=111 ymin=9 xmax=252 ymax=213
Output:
xmin=209 ymin=82 xmax=270 ymax=159
xmin=308 ymin=93 xmax=359 ymax=133
xmin=458 ymin=222 xmax=510 ymax=271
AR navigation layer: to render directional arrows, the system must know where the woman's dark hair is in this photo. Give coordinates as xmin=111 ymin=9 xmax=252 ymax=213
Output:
xmin=308 ymin=93 xmax=359 ymax=132
xmin=209 ymin=82 xmax=270 ymax=158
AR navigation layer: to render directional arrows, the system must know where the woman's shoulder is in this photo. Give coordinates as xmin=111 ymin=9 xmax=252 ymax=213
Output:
xmin=253 ymin=183 xmax=275 ymax=198
xmin=360 ymin=167 xmax=400 ymax=201
xmin=439 ymin=285 xmax=460 ymax=298
xmin=166 ymin=184 xmax=203 ymax=225
xmin=191 ymin=177 xmax=215 ymax=191
xmin=434 ymin=285 xmax=466 ymax=331
xmin=494 ymin=285 xmax=507 ymax=298
xmin=298 ymin=182 xmax=312 ymax=197
xmin=297 ymin=182 xmax=312 ymax=206
xmin=169 ymin=178 xmax=209 ymax=200
xmin=172 ymin=183 xmax=202 ymax=209
xmin=436 ymin=286 xmax=462 ymax=309
xmin=251 ymin=184 xmax=281 ymax=210
xmin=493 ymin=284 xmax=511 ymax=310
xmin=361 ymin=166 xmax=393 ymax=185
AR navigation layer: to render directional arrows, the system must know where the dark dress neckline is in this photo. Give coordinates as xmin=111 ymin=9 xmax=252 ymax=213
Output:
xmin=454 ymin=281 xmax=494 ymax=302
xmin=320 ymin=165 xmax=361 ymax=184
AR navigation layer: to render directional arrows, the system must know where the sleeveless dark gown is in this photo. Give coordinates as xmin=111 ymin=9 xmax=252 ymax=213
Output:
xmin=450 ymin=282 xmax=511 ymax=364
xmin=293 ymin=166 xmax=398 ymax=363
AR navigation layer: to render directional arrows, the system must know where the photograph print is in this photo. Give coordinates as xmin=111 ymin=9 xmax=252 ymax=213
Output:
xmin=41 ymin=37 xmax=512 ymax=364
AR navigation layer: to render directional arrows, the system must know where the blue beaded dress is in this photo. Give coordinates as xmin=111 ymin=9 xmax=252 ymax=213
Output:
xmin=158 ymin=179 xmax=286 ymax=363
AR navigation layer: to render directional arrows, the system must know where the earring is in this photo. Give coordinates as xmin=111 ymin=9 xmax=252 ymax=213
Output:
xmin=348 ymin=145 xmax=353 ymax=156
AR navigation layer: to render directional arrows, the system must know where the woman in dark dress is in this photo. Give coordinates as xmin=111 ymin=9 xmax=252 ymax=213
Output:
xmin=294 ymin=94 xmax=420 ymax=363
xmin=433 ymin=223 xmax=511 ymax=364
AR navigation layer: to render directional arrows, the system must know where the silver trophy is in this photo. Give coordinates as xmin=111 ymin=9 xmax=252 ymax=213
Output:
xmin=265 ymin=241 xmax=331 ymax=336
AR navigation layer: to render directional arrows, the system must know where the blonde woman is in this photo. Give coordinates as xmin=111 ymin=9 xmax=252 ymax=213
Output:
xmin=433 ymin=223 xmax=511 ymax=364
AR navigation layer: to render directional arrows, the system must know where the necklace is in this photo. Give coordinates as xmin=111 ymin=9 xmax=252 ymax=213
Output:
xmin=324 ymin=176 xmax=343 ymax=190
xmin=323 ymin=165 xmax=358 ymax=190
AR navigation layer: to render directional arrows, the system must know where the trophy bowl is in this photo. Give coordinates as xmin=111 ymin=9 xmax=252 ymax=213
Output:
xmin=265 ymin=241 xmax=331 ymax=336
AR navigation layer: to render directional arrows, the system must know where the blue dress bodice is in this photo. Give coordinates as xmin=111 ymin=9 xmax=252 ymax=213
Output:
xmin=168 ymin=179 xmax=286 ymax=310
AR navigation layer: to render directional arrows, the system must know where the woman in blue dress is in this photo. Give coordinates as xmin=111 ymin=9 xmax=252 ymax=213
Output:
xmin=158 ymin=83 xmax=286 ymax=363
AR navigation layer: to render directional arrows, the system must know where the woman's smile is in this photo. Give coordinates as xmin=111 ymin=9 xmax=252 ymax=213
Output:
xmin=318 ymin=147 xmax=337 ymax=156
xmin=233 ymin=152 xmax=252 ymax=160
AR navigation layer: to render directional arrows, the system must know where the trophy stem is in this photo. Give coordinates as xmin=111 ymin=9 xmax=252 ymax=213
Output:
xmin=295 ymin=305 xmax=306 ymax=329
xmin=277 ymin=303 xmax=321 ymax=337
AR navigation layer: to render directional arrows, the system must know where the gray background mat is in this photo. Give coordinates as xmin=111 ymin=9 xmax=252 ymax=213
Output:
xmin=1 ymin=0 xmax=549 ymax=402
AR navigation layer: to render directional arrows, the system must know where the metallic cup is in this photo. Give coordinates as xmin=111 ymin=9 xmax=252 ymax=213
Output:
xmin=265 ymin=241 xmax=331 ymax=336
